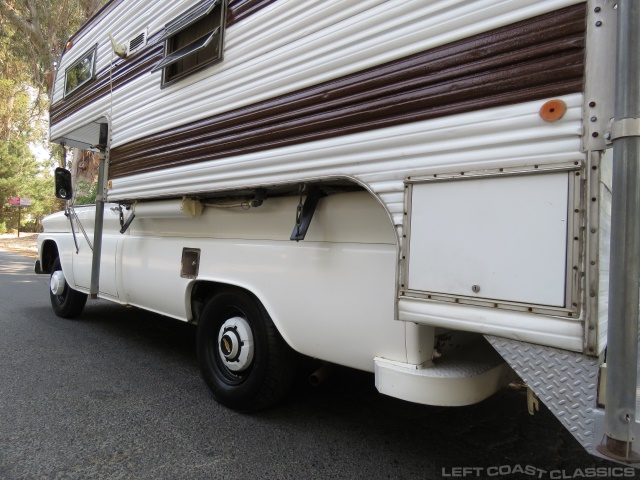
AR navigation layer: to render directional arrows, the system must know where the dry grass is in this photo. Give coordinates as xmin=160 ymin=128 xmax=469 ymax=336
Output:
xmin=0 ymin=233 xmax=39 ymax=258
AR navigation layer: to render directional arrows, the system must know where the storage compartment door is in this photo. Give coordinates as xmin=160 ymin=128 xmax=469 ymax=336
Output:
xmin=406 ymin=172 xmax=571 ymax=307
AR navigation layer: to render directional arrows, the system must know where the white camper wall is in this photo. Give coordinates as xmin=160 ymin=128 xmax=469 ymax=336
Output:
xmin=50 ymin=0 xmax=584 ymax=149
xmin=109 ymin=94 xmax=584 ymax=229
xmin=51 ymin=0 xmax=196 ymax=106
xmin=47 ymin=0 xmax=600 ymax=355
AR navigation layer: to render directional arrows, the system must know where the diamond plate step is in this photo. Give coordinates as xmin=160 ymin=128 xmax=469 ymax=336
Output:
xmin=485 ymin=336 xmax=600 ymax=451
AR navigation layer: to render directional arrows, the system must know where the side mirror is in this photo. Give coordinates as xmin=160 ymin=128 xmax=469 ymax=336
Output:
xmin=54 ymin=167 xmax=73 ymax=200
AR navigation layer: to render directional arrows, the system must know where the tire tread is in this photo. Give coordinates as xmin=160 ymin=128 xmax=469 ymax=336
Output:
xmin=50 ymin=258 xmax=88 ymax=319
xmin=197 ymin=289 xmax=296 ymax=412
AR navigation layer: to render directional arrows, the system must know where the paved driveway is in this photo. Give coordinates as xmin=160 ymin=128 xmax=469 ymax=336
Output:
xmin=0 ymin=251 xmax=613 ymax=479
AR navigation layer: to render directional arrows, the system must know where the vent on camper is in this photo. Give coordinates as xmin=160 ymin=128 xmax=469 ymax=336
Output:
xmin=127 ymin=29 xmax=147 ymax=56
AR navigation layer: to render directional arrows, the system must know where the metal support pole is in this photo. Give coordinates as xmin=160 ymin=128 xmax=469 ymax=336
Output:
xmin=89 ymin=124 xmax=110 ymax=299
xmin=602 ymin=0 xmax=640 ymax=460
xmin=17 ymin=206 xmax=21 ymax=238
xmin=61 ymin=143 xmax=67 ymax=169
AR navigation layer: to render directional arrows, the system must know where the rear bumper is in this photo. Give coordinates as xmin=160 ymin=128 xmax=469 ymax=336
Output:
xmin=374 ymin=341 xmax=515 ymax=406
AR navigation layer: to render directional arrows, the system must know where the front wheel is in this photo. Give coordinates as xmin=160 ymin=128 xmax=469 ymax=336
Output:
xmin=49 ymin=258 xmax=87 ymax=319
xmin=197 ymin=289 xmax=296 ymax=412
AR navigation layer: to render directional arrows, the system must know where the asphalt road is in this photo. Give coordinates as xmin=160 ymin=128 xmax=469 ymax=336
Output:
xmin=0 ymin=250 xmax=615 ymax=480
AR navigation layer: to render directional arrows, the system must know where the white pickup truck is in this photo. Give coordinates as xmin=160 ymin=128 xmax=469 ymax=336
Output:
xmin=36 ymin=0 xmax=640 ymax=466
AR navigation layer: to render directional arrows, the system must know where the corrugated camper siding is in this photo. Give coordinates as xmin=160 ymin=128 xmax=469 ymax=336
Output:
xmin=50 ymin=0 xmax=276 ymax=124
xmin=108 ymin=3 xmax=586 ymax=178
xmin=50 ymin=0 xmax=586 ymax=174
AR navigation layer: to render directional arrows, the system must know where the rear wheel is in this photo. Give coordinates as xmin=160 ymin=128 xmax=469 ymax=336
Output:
xmin=49 ymin=258 xmax=87 ymax=319
xmin=197 ymin=289 xmax=296 ymax=412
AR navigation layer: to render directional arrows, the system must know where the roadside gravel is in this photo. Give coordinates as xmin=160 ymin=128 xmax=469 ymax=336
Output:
xmin=0 ymin=233 xmax=38 ymax=258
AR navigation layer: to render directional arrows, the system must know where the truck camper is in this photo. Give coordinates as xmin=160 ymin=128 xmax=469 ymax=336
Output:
xmin=36 ymin=0 xmax=640 ymax=466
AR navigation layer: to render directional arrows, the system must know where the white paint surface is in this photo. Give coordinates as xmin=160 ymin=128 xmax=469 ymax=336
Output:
xmin=408 ymin=172 xmax=570 ymax=306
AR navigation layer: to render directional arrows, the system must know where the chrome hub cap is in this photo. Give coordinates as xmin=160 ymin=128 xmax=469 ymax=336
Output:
xmin=218 ymin=316 xmax=254 ymax=372
xmin=50 ymin=271 xmax=66 ymax=296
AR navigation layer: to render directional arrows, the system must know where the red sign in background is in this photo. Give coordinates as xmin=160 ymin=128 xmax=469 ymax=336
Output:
xmin=8 ymin=197 xmax=30 ymax=206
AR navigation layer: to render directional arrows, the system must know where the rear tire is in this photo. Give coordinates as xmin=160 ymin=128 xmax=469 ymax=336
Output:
xmin=197 ymin=289 xmax=296 ymax=412
xmin=49 ymin=258 xmax=87 ymax=319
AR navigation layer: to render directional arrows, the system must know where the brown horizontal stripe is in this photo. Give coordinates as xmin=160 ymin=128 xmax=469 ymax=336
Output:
xmin=50 ymin=0 xmax=276 ymax=125
xmin=109 ymin=3 xmax=586 ymax=179
xmin=227 ymin=0 xmax=277 ymax=25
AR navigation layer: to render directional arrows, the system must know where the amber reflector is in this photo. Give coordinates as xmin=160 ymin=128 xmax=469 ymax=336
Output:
xmin=539 ymin=99 xmax=567 ymax=122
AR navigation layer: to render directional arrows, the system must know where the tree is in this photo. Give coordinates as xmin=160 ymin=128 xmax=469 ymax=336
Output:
xmin=0 ymin=41 xmax=54 ymax=230
xmin=0 ymin=134 xmax=62 ymax=232
xmin=0 ymin=0 xmax=108 ymax=230
xmin=0 ymin=0 xmax=107 ymax=100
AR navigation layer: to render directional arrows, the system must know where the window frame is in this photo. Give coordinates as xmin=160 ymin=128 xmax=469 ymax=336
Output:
xmin=154 ymin=0 xmax=227 ymax=88
xmin=63 ymin=44 xmax=98 ymax=99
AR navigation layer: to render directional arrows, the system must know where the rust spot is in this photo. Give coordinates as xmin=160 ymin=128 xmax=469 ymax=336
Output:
xmin=539 ymin=99 xmax=567 ymax=122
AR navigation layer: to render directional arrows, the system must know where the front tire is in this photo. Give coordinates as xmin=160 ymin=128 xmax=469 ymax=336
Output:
xmin=49 ymin=258 xmax=87 ymax=319
xmin=197 ymin=289 xmax=296 ymax=412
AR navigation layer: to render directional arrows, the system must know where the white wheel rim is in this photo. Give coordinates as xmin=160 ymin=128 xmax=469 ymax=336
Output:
xmin=217 ymin=316 xmax=254 ymax=372
xmin=50 ymin=271 xmax=66 ymax=296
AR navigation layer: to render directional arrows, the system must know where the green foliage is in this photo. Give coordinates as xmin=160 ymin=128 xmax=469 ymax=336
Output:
xmin=0 ymin=78 xmax=35 ymax=139
xmin=0 ymin=222 xmax=7 ymax=234
xmin=0 ymin=136 xmax=63 ymax=231
xmin=21 ymin=220 xmax=40 ymax=233
xmin=0 ymin=68 xmax=59 ymax=230
xmin=74 ymin=179 xmax=98 ymax=205
xmin=0 ymin=0 xmax=107 ymax=231
xmin=0 ymin=0 xmax=109 ymax=99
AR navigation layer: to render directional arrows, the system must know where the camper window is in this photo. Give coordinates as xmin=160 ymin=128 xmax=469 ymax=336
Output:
xmin=153 ymin=0 xmax=227 ymax=87
xmin=64 ymin=46 xmax=97 ymax=98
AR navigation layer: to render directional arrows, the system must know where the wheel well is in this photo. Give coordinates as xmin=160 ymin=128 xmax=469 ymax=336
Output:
xmin=40 ymin=240 xmax=60 ymax=274
xmin=190 ymin=281 xmax=259 ymax=325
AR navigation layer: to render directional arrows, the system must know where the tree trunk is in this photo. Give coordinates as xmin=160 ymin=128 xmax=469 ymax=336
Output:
xmin=71 ymin=148 xmax=100 ymax=187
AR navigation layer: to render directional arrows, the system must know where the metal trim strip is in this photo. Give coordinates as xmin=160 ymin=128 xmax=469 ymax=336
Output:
xmin=152 ymin=29 xmax=219 ymax=73
xmin=159 ymin=0 xmax=220 ymax=42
